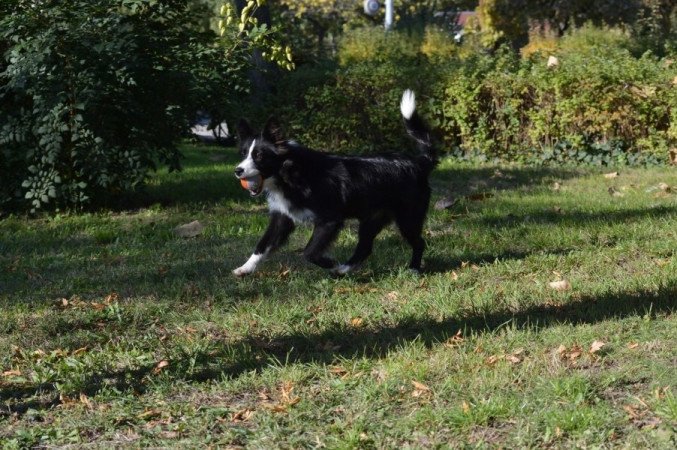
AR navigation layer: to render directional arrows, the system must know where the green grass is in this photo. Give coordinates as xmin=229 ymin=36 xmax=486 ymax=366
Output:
xmin=1 ymin=143 xmax=675 ymax=448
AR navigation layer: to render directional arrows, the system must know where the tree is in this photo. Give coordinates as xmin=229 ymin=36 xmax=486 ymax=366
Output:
xmin=0 ymin=0 xmax=287 ymax=212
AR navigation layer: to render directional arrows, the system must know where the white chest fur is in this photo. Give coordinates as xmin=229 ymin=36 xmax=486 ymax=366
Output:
xmin=265 ymin=181 xmax=315 ymax=224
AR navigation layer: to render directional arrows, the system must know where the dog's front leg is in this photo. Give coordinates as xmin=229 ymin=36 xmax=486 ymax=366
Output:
xmin=233 ymin=212 xmax=295 ymax=277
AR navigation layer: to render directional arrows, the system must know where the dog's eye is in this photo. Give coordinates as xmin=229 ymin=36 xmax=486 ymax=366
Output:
xmin=253 ymin=149 xmax=262 ymax=161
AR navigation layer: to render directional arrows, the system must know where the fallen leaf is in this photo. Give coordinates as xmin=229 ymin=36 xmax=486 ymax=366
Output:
xmin=137 ymin=409 xmax=161 ymax=420
xmin=231 ymin=408 xmax=254 ymax=422
xmin=159 ymin=431 xmax=179 ymax=439
xmin=72 ymin=347 xmax=88 ymax=356
xmin=604 ymin=171 xmax=619 ymax=179
xmin=103 ymin=292 xmax=119 ymax=303
xmin=552 ymin=182 xmax=562 ymax=191
xmin=608 ymin=186 xmax=624 ymax=197
xmin=568 ymin=345 xmax=583 ymax=361
xmin=90 ymin=302 xmax=106 ymax=311
xmin=257 ymin=391 xmax=272 ymax=401
xmin=79 ymin=393 xmax=93 ymax=409
xmin=280 ymin=381 xmax=300 ymax=406
xmin=506 ymin=354 xmax=521 ymax=364
xmin=654 ymin=258 xmax=670 ymax=267
xmin=449 ymin=271 xmax=459 ymax=281
xmin=2 ymin=369 xmax=21 ymax=377
xmin=547 ymin=55 xmax=559 ymax=67
xmin=153 ymin=360 xmax=169 ymax=374
xmin=384 ymin=291 xmax=399 ymax=302
xmin=556 ymin=344 xmax=567 ymax=356
xmin=444 ymin=329 xmax=464 ymax=348
xmin=657 ymin=182 xmax=671 ymax=193
xmin=411 ymin=380 xmax=431 ymax=392
xmin=462 ymin=400 xmax=471 ymax=413
xmin=350 ymin=317 xmax=364 ymax=328
xmin=328 ymin=366 xmax=348 ymax=376
xmin=266 ymin=404 xmax=289 ymax=413
xmin=589 ymin=340 xmax=606 ymax=354
xmin=174 ymin=220 xmax=204 ymax=238
xmin=548 ymin=280 xmax=571 ymax=291
xmin=627 ymin=342 xmax=639 ymax=349
xmin=486 ymin=355 xmax=500 ymax=366
xmin=623 ymin=404 xmax=641 ymax=419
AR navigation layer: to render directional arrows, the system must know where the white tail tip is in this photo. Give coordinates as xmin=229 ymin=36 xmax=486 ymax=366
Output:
xmin=400 ymin=89 xmax=416 ymax=120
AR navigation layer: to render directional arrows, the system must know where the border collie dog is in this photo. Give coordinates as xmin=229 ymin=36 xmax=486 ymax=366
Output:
xmin=233 ymin=89 xmax=438 ymax=276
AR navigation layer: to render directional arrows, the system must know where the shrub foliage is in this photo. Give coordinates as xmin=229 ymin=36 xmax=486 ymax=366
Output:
xmin=269 ymin=25 xmax=675 ymax=165
xmin=0 ymin=0 xmax=262 ymax=212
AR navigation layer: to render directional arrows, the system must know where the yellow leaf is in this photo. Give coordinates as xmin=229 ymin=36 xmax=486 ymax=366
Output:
xmin=350 ymin=317 xmax=364 ymax=327
xmin=603 ymin=171 xmax=619 ymax=179
xmin=589 ymin=340 xmax=606 ymax=354
xmin=627 ymin=342 xmax=639 ymax=349
xmin=79 ymin=393 xmax=93 ymax=409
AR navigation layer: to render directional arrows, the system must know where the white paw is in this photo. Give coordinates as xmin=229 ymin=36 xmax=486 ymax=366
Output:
xmin=233 ymin=265 xmax=254 ymax=277
xmin=331 ymin=264 xmax=353 ymax=275
xmin=233 ymin=253 xmax=264 ymax=277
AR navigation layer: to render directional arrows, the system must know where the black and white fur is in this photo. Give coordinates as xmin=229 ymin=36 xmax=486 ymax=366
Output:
xmin=233 ymin=89 xmax=437 ymax=276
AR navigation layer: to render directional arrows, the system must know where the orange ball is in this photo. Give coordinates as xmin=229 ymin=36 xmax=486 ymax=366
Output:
xmin=240 ymin=175 xmax=263 ymax=192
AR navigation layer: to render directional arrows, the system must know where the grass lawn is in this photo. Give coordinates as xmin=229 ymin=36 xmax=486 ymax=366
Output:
xmin=1 ymin=143 xmax=675 ymax=448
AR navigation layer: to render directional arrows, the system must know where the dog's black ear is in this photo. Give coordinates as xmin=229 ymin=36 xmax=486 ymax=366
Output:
xmin=262 ymin=116 xmax=287 ymax=153
xmin=236 ymin=119 xmax=254 ymax=140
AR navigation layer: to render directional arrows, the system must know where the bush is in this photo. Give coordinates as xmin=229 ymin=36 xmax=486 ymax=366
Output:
xmin=265 ymin=26 xmax=452 ymax=154
xmin=0 ymin=0 xmax=252 ymax=212
xmin=265 ymin=24 xmax=674 ymax=166
xmin=438 ymin=26 xmax=676 ymax=164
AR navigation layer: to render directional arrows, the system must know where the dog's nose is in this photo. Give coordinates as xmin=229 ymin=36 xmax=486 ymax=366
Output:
xmin=234 ymin=167 xmax=244 ymax=178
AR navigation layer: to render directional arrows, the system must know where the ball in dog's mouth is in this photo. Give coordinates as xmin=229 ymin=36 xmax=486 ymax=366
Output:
xmin=240 ymin=175 xmax=264 ymax=196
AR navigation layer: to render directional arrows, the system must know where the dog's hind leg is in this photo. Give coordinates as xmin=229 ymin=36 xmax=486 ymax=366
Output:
xmin=304 ymin=220 xmax=343 ymax=269
xmin=395 ymin=204 xmax=428 ymax=273
xmin=333 ymin=215 xmax=391 ymax=275
xmin=233 ymin=212 xmax=295 ymax=276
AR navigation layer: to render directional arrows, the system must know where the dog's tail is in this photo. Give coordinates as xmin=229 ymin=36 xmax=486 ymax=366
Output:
xmin=400 ymin=89 xmax=438 ymax=167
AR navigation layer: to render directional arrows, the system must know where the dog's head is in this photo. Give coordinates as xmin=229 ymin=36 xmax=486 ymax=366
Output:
xmin=234 ymin=117 xmax=289 ymax=196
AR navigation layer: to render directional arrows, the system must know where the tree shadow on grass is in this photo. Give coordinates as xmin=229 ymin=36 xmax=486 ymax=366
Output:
xmin=475 ymin=204 xmax=677 ymax=229
xmin=186 ymin=280 xmax=677 ymax=381
xmin=432 ymin=165 xmax=584 ymax=197
xmin=2 ymin=195 xmax=674 ymax=300
xmin=3 ymin=280 xmax=672 ymax=417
